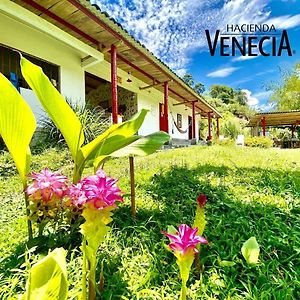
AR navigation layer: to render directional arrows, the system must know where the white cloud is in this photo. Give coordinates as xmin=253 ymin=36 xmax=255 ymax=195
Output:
xmin=93 ymin=0 xmax=270 ymax=72
xmin=266 ymin=14 xmax=300 ymax=29
xmin=93 ymin=0 xmax=300 ymax=74
xmin=207 ymin=67 xmax=240 ymax=78
xmin=242 ymin=89 xmax=259 ymax=106
xmin=252 ymin=90 xmax=272 ymax=100
xmin=257 ymin=102 xmax=276 ymax=112
xmin=232 ymin=55 xmax=259 ymax=62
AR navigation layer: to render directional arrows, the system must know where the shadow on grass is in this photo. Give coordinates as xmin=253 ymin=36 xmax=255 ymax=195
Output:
xmin=111 ymin=164 xmax=300 ymax=298
xmin=1 ymin=163 xmax=299 ymax=299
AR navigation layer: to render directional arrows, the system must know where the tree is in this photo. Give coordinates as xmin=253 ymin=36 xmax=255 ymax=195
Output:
xmin=234 ymin=89 xmax=247 ymax=106
xmin=210 ymin=85 xmax=234 ymax=104
xmin=182 ymin=73 xmax=194 ymax=87
xmin=194 ymin=82 xmax=205 ymax=94
xmin=268 ymin=63 xmax=300 ymax=111
xmin=182 ymin=73 xmax=205 ymax=95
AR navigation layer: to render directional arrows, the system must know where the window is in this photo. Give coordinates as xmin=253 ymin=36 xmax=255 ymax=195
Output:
xmin=0 ymin=44 xmax=60 ymax=90
xmin=177 ymin=113 xmax=182 ymax=128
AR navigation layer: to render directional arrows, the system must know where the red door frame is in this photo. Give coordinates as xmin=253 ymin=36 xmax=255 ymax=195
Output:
xmin=159 ymin=103 xmax=165 ymax=131
xmin=188 ymin=116 xmax=193 ymax=140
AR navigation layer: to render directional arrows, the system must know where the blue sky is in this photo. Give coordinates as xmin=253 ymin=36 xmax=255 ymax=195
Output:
xmin=94 ymin=0 xmax=300 ymax=111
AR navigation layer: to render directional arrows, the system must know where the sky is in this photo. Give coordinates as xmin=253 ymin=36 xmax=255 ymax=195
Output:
xmin=93 ymin=0 xmax=300 ymax=111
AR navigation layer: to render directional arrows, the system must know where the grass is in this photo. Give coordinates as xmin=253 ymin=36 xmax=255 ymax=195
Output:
xmin=0 ymin=145 xmax=300 ymax=299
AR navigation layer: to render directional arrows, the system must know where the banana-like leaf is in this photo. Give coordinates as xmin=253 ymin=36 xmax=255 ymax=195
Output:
xmin=93 ymin=132 xmax=169 ymax=170
xmin=110 ymin=131 xmax=169 ymax=157
xmin=20 ymin=57 xmax=84 ymax=161
xmin=22 ymin=248 xmax=68 ymax=300
xmin=0 ymin=73 xmax=36 ymax=185
xmin=80 ymin=109 xmax=148 ymax=162
xmin=241 ymin=236 xmax=260 ymax=264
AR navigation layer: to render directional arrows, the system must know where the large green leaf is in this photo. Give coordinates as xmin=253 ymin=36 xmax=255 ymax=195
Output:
xmin=20 ymin=57 xmax=84 ymax=161
xmin=241 ymin=236 xmax=260 ymax=264
xmin=109 ymin=131 xmax=169 ymax=157
xmin=93 ymin=132 xmax=169 ymax=170
xmin=80 ymin=109 xmax=148 ymax=162
xmin=22 ymin=248 xmax=68 ymax=300
xmin=0 ymin=73 xmax=36 ymax=185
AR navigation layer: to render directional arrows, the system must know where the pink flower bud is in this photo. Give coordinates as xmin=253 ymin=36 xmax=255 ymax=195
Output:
xmin=197 ymin=194 xmax=207 ymax=207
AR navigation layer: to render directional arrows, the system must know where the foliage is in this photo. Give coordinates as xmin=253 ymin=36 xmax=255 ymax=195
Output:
xmin=1 ymin=145 xmax=300 ymax=299
xmin=182 ymin=73 xmax=205 ymax=94
xmin=268 ymin=63 xmax=300 ymax=111
xmin=206 ymin=85 xmax=255 ymax=120
xmin=221 ymin=117 xmax=241 ymax=140
xmin=35 ymin=104 xmax=111 ymax=151
xmin=0 ymin=72 xmax=36 ymax=185
xmin=245 ymin=136 xmax=273 ymax=148
xmin=241 ymin=237 xmax=260 ymax=265
xmin=214 ymin=138 xmax=236 ymax=146
xmin=0 ymin=57 xmax=168 ymax=299
xmin=20 ymin=57 xmax=169 ymax=183
xmin=21 ymin=248 xmax=68 ymax=300
xmin=210 ymin=84 xmax=235 ymax=104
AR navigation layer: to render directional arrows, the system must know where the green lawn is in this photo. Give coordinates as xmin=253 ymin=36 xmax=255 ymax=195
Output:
xmin=1 ymin=145 xmax=300 ymax=299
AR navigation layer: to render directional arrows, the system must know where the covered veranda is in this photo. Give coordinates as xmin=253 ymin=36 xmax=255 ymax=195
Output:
xmin=248 ymin=110 xmax=300 ymax=148
xmin=7 ymin=0 xmax=221 ymax=141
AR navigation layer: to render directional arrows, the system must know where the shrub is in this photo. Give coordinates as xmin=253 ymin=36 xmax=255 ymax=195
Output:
xmin=215 ymin=138 xmax=235 ymax=146
xmin=34 ymin=103 xmax=111 ymax=151
xmin=245 ymin=136 xmax=273 ymax=148
xmin=221 ymin=119 xmax=241 ymax=139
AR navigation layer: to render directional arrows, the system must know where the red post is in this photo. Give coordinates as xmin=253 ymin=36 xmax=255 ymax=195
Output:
xmin=216 ymin=118 xmax=220 ymax=138
xmin=192 ymin=101 xmax=196 ymax=139
xmin=111 ymin=44 xmax=118 ymax=124
xmin=163 ymin=81 xmax=169 ymax=133
xmin=261 ymin=116 xmax=266 ymax=137
xmin=207 ymin=112 xmax=212 ymax=141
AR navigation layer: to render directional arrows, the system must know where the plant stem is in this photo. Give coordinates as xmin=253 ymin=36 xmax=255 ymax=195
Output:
xmin=88 ymin=263 xmax=96 ymax=300
xmin=73 ymin=167 xmax=82 ymax=184
xmin=180 ymin=280 xmax=187 ymax=300
xmin=82 ymin=237 xmax=87 ymax=300
xmin=23 ymin=186 xmax=33 ymax=241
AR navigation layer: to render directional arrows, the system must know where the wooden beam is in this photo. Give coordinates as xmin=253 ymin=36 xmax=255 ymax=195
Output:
xmin=81 ymin=56 xmax=98 ymax=69
xmin=111 ymin=44 xmax=118 ymax=124
xmin=173 ymin=101 xmax=192 ymax=106
xmin=139 ymin=80 xmax=172 ymax=91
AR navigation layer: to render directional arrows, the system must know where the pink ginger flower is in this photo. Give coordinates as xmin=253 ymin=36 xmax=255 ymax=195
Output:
xmin=26 ymin=168 xmax=68 ymax=202
xmin=68 ymin=169 xmax=123 ymax=210
xmin=197 ymin=194 xmax=207 ymax=207
xmin=162 ymin=224 xmax=208 ymax=254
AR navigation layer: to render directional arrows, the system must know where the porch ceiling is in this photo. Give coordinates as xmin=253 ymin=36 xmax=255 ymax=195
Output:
xmin=11 ymin=0 xmax=221 ymax=118
xmin=248 ymin=111 xmax=300 ymax=127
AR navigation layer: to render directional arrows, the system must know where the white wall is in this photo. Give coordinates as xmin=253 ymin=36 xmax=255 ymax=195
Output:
xmin=86 ymin=60 xmax=198 ymax=140
xmin=1 ymin=8 xmax=203 ymax=140
xmin=0 ymin=13 xmax=85 ymax=109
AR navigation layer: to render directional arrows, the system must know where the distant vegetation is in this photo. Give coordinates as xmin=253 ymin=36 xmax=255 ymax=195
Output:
xmin=268 ymin=63 xmax=300 ymax=111
xmin=182 ymin=73 xmax=256 ymax=141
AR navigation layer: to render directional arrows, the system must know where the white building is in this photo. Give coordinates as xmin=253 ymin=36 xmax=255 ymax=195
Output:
xmin=0 ymin=0 xmax=221 ymax=142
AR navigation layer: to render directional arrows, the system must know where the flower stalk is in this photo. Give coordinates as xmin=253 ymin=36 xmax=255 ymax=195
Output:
xmin=193 ymin=194 xmax=207 ymax=276
xmin=68 ymin=169 xmax=123 ymax=300
xmin=162 ymin=224 xmax=208 ymax=300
